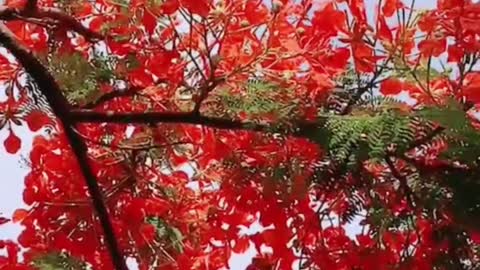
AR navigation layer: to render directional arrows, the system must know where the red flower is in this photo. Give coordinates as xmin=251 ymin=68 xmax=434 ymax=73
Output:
xmin=418 ymin=38 xmax=447 ymax=57
xmin=4 ymin=130 xmax=21 ymax=154
xmin=382 ymin=0 xmax=404 ymax=17
xmin=380 ymin=78 xmax=404 ymax=95
xmin=180 ymin=0 xmax=210 ymax=17
xmin=24 ymin=111 xmax=54 ymax=132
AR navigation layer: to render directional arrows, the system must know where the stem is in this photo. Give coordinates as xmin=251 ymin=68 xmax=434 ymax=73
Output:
xmin=385 ymin=156 xmax=416 ymax=209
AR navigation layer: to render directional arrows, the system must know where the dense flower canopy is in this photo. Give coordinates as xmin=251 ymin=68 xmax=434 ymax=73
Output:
xmin=0 ymin=0 xmax=479 ymax=269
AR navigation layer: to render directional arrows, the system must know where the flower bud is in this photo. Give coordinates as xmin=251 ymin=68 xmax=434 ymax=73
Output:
xmin=296 ymin=27 xmax=305 ymax=35
xmin=272 ymin=0 xmax=283 ymax=13
xmin=240 ymin=19 xmax=250 ymax=27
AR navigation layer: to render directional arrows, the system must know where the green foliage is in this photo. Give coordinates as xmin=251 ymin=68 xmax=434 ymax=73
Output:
xmin=101 ymin=21 xmax=130 ymax=41
xmin=336 ymin=66 xmax=370 ymax=91
xmin=47 ymin=53 xmax=115 ymax=106
xmin=323 ymin=110 xmax=414 ymax=165
xmin=317 ymin=96 xmax=480 ymax=230
xmin=419 ymin=182 xmax=449 ymax=212
xmin=91 ymin=56 xmax=116 ymax=83
xmin=147 ymin=0 xmax=167 ymax=7
xmin=443 ymin=169 xmax=480 ymax=229
xmin=124 ymin=53 xmax=141 ymax=70
xmin=147 ymin=217 xmax=184 ymax=253
xmin=368 ymin=200 xmax=394 ymax=236
xmin=316 ymin=97 xmax=480 ymax=170
xmin=216 ymin=81 xmax=301 ymax=127
xmin=417 ymin=100 xmax=480 ymax=163
xmin=32 ymin=253 xmax=86 ymax=270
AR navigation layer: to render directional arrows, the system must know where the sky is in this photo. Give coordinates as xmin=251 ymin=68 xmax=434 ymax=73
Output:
xmin=0 ymin=0 xmax=441 ymax=269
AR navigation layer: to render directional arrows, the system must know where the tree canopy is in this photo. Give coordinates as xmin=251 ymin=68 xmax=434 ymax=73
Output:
xmin=0 ymin=0 xmax=479 ymax=269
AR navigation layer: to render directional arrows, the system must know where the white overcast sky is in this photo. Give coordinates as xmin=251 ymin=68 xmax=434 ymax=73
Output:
xmin=0 ymin=1 xmax=440 ymax=269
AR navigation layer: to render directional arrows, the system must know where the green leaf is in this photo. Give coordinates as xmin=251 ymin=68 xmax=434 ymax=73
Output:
xmin=213 ymin=80 xmax=301 ymax=128
xmin=32 ymin=253 xmax=86 ymax=270
xmin=147 ymin=217 xmax=184 ymax=253
xmin=48 ymin=52 xmax=116 ymax=106
xmin=417 ymin=100 xmax=480 ymax=163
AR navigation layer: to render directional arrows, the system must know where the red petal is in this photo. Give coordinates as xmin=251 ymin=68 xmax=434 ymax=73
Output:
xmin=356 ymin=234 xmax=375 ymax=248
xmin=5 ymin=241 xmax=19 ymax=264
xmin=147 ymin=51 xmax=180 ymax=78
xmin=89 ymin=16 xmax=105 ymax=33
xmin=160 ymin=0 xmax=180 ymax=15
xmin=378 ymin=15 xmax=393 ymax=44
xmin=470 ymin=230 xmax=480 ymax=244
xmin=447 ymin=45 xmax=463 ymax=63
xmin=438 ymin=0 xmax=464 ymax=9
xmin=312 ymin=3 xmax=346 ymax=37
xmin=382 ymin=0 xmax=403 ymax=17
xmin=232 ymin=237 xmax=250 ymax=253
xmin=418 ymin=13 xmax=436 ymax=33
xmin=142 ymin=9 xmax=157 ymax=35
xmin=25 ymin=111 xmax=53 ymax=132
xmin=5 ymin=0 xmax=26 ymax=8
xmin=124 ymin=198 xmax=146 ymax=223
xmin=353 ymin=43 xmax=376 ymax=73
xmin=4 ymin=131 xmax=21 ymax=154
xmin=180 ymin=0 xmax=210 ymax=17
xmin=245 ymin=0 xmax=270 ymax=25
xmin=418 ymin=39 xmax=446 ymax=57
xmin=128 ymin=68 xmax=153 ymax=88
xmin=139 ymin=223 xmax=157 ymax=242
xmin=380 ymin=78 xmax=404 ymax=95
xmin=144 ymin=198 xmax=169 ymax=216
xmin=463 ymin=72 xmax=480 ymax=103
xmin=12 ymin=209 xmax=28 ymax=223
xmin=348 ymin=0 xmax=367 ymax=23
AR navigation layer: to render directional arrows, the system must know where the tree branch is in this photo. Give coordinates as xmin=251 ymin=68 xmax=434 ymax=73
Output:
xmin=0 ymin=3 xmax=103 ymax=42
xmin=400 ymin=154 xmax=470 ymax=174
xmin=70 ymin=109 xmax=319 ymax=137
xmin=25 ymin=0 xmax=37 ymax=13
xmin=406 ymin=126 xmax=445 ymax=152
xmin=339 ymin=86 xmax=369 ymax=115
xmin=385 ymin=156 xmax=417 ymax=209
xmin=82 ymin=87 xmax=142 ymax=109
xmin=0 ymin=24 xmax=127 ymax=270
xmin=192 ymin=77 xmax=224 ymax=113
xmin=81 ymin=79 xmax=174 ymax=109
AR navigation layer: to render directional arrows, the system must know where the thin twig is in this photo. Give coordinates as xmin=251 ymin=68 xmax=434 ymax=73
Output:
xmin=385 ymin=156 xmax=417 ymax=209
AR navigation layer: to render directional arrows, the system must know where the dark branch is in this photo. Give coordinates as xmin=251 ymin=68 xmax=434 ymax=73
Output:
xmin=339 ymin=86 xmax=369 ymax=115
xmin=82 ymin=76 xmax=189 ymax=109
xmin=0 ymin=3 xmax=103 ymax=42
xmin=192 ymin=76 xmax=225 ymax=114
xmin=0 ymin=24 xmax=127 ymax=270
xmin=400 ymin=154 xmax=470 ymax=174
xmin=70 ymin=109 xmax=319 ymax=137
xmin=36 ymin=7 xmax=103 ymax=41
xmin=74 ymin=127 xmax=193 ymax=151
xmin=407 ymin=126 xmax=445 ymax=151
xmin=385 ymin=156 xmax=417 ymax=209
xmin=25 ymin=0 xmax=37 ymax=13
xmin=0 ymin=25 xmax=71 ymax=113
xmin=82 ymin=88 xmax=142 ymax=109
